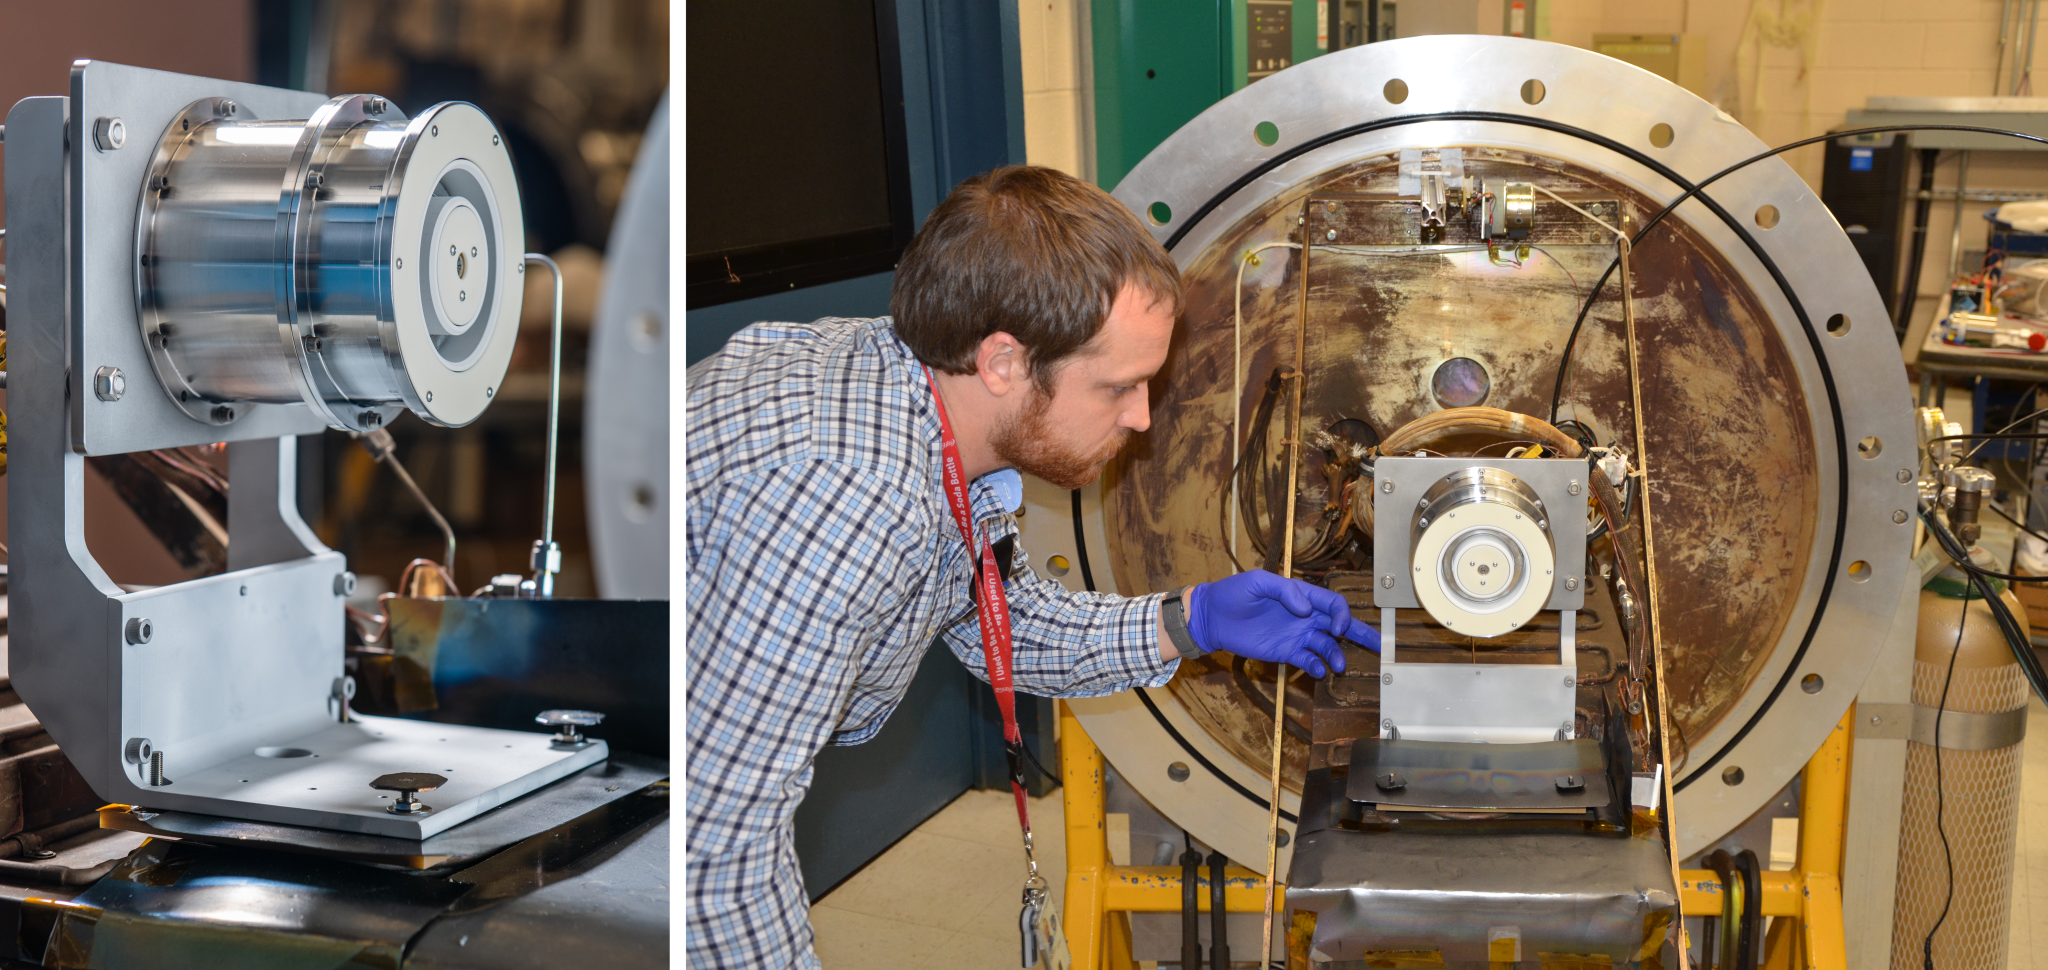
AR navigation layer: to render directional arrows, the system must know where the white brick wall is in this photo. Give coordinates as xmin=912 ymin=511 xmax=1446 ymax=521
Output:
xmin=1018 ymin=0 xmax=1090 ymax=179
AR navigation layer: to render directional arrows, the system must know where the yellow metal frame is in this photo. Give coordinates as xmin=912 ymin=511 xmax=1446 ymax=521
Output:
xmin=1057 ymin=702 xmax=1855 ymax=969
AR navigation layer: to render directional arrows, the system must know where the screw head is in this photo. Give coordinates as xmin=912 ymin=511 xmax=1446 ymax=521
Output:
xmin=124 ymin=617 xmax=153 ymax=645
xmin=1896 ymin=469 xmax=1913 ymax=483
xmin=93 ymin=365 xmax=126 ymax=402
xmin=1565 ymin=577 xmax=1579 ymax=591
xmin=1892 ymin=510 xmax=1908 ymax=524
xmin=1381 ymin=718 xmax=1395 ymax=731
xmin=1325 ymin=228 xmax=1337 ymax=241
xmin=370 ymin=772 xmax=446 ymax=793
xmin=211 ymin=405 xmax=236 ymax=424
xmin=1568 ymin=480 xmax=1582 ymax=495
xmin=366 ymin=97 xmax=388 ymax=114
xmin=1565 ymin=674 xmax=1578 ymax=687
xmin=216 ymin=100 xmax=237 ymax=117
xmin=1381 ymin=672 xmax=1392 ymax=685
xmin=1381 ymin=480 xmax=1394 ymax=493
xmin=1380 ymin=575 xmax=1394 ymax=589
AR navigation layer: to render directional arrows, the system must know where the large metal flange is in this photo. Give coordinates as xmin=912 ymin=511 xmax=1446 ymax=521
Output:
xmin=1023 ymin=34 xmax=1920 ymax=859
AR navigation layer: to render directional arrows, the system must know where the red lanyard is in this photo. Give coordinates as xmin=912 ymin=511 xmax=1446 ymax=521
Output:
xmin=922 ymin=366 xmax=1040 ymax=867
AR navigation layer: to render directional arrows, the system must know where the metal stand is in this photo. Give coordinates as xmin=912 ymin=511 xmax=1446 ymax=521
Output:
xmin=4 ymin=67 xmax=603 ymax=841
xmin=1058 ymin=703 xmax=1283 ymax=970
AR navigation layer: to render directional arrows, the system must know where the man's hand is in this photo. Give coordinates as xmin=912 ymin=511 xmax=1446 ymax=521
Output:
xmin=1185 ymin=570 xmax=1379 ymax=678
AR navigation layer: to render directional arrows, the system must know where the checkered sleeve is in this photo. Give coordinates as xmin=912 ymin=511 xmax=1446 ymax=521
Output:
xmin=939 ymin=528 xmax=1178 ymax=697
xmin=685 ymin=461 xmax=920 ymax=970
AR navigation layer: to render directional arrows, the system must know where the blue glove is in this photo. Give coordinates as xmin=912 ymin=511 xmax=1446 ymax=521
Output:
xmin=1185 ymin=570 xmax=1380 ymax=678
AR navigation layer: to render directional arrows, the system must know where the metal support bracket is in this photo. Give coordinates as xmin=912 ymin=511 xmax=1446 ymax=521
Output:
xmin=5 ymin=66 xmax=600 ymax=841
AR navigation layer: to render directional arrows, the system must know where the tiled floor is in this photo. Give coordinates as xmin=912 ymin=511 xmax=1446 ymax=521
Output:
xmin=811 ymin=789 xmax=1066 ymax=970
xmin=816 ymin=699 xmax=2048 ymax=969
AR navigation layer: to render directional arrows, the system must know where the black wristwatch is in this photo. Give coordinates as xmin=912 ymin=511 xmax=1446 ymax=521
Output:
xmin=1161 ymin=587 xmax=1207 ymax=661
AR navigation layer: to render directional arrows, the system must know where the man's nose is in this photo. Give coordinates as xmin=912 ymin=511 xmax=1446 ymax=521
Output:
xmin=1121 ymin=383 xmax=1151 ymax=432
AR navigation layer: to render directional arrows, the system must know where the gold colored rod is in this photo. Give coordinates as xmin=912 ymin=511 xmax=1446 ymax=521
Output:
xmin=1262 ymin=199 xmax=1315 ymax=966
xmin=1617 ymin=234 xmax=1687 ymax=968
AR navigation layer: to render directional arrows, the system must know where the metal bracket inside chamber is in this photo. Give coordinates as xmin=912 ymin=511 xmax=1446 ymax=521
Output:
xmin=1373 ymin=456 xmax=1587 ymax=746
xmin=4 ymin=62 xmax=595 ymax=840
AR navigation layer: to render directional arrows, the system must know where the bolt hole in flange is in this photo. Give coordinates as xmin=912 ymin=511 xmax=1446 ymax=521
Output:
xmin=1520 ymin=78 xmax=1546 ymax=104
xmin=1800 ymin=673 xmax=1824 ymax=694
xmin=1755 ymin=204 xmax=1781 ymax=229
xmin=1649 ymin=122 xmax=1674 ymax=148
xmin=1847 ymin=559 xmax=1872 ymax=583
xmin=1383 ymin=78 xmax=1409 ymax=104
xmin=1858 ymin=435 xmax=1882 ymax=458
xmin=1722 ymin=766 xmax=1745 ymax=786
xmin=1254 ymin=121 xmax=1280 ymax=146
xmin=1827 ymin=313 xmax=1850 ymax=336
xmin=1148 ymin=201 xmax=1172 ymax=225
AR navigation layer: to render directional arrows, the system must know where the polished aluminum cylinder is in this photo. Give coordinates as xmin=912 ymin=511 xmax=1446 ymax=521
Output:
xmin=137 ymin=95 xmax=523 ymax=430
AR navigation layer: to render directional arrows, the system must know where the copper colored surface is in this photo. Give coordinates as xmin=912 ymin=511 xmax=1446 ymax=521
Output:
xmin=1104 ymin=150 xmax=1818 ymax=788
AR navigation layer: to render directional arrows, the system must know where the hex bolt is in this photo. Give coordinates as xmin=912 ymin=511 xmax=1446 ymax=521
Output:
xmin=1380 ymin=575 xmax=1394 ymax=589
xmin=334 ymin=572 xmax=357 ymax=596
xmin=211 ymin=405 xmax=235 ymax=424
xmin=216 ymin=100 xmax=237 ymax=117
xmin=371 ymin=772 xmax=447 ymax=815
xmin=536 ymin=709 xmax=606 ymax=746
xmin=92 ymin=116 xmax=126 ymax=151
xmin=1567 ymin=480 xmax=1582 ymax=496
xmin=93 ymin=366 xmax=126 ymax=402
xmin=124 ymin=617 xmax=153 ymax=645
xmin=1565 ymin=577 xmax=1579 ymax=591
xmin=366 ymin=97 xmax=388 ymax=114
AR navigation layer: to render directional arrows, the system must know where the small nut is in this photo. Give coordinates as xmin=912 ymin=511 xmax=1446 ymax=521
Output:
xmin=1564 ymin=577 xmax=1579 ymax=591
xmin=93 ymin=116 xmax=126 ymax=151
xmin=1567 ymin=480 xmax=1582 ymax=496
xmin=93 ymin=366 xmax=126 ymax=402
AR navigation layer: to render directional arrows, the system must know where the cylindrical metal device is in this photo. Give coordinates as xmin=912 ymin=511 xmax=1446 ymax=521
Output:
xmin=136 ymin=94 xmax=524 ymax=430
xmin=1892 ymin=572 xmax=2029 ymax=970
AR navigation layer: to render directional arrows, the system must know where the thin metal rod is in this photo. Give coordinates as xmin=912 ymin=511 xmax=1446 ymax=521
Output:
xmin=380 ymin=451 xmax=456 ymax=577
xmin=2002 ymin=0 xmax=2017 ymax=94
xmin=523 ymin=253 xmax=565 ymax=597
xmin=1946 ymin=152 xmax=1970 ymax=282
xmin=1617 ymin=234 xmax=1686 ymax=967
xmin=1261 ymin=199 xmax=1315 ymax=968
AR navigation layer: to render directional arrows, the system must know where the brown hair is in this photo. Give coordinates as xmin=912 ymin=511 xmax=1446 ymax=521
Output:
xmin=891 ymin=165 xmax=1183 ymax=393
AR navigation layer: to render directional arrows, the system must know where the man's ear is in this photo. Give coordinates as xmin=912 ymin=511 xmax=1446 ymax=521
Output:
xmin=975 ymin=331 xmax=1031 ymax=399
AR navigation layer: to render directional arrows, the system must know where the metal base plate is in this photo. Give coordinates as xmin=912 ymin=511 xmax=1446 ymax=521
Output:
xmin=103 ymin=753 xmax=666 ymax=869
xmin=134 ymin=714 xmax=606 ymax=839
xmin=1346 ymin=738 xmax=1611 ymax=811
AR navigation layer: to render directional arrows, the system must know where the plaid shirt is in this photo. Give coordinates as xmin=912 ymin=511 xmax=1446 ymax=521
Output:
xmin=684 ymin=317 xmax=1177 ymax=968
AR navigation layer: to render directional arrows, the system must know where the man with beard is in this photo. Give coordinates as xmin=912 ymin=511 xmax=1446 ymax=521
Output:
xmin=685 ymin=165 xmax=1378 ymax=968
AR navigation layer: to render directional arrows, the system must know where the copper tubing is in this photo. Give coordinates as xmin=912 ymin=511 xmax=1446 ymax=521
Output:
xmin=1377 ymin=406 xmax=1585 ymax=458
